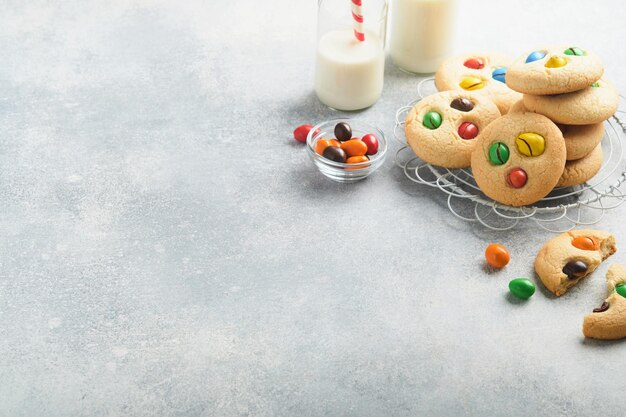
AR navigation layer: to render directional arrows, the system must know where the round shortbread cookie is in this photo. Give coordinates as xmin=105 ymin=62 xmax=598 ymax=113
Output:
xmin=558 ymin=123 xmax=605 ymax=161
xmin=508 ymin=99 xmax=527 ymax=114
xmin=506 ymin=46 xmax=604 ymax=95
xmin=583 ymin=263 xmax=626 ymax=340
xmin=434 ymin=52 xmax=522 ymax=114
xmin=506 ymin=101 xmax=604 ymax=160
xmin=405 ymin=91 xmax=501 ymax=168
xmin=556 ymin=144 xmax=603 ymax=187
xmin=523 ymin=79 xmax=618 ymax=125
xmin=534 ymin=229 xmax=616 ymax=296
xmin=470 ymin=113 xmax=566 ymax=206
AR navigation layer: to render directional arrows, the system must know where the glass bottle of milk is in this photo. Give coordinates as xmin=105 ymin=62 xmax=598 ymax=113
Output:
xmin=389 ymin=0 xmax=456 ymax=74
xmin=315 ymin=0 xmax=388 ymax=111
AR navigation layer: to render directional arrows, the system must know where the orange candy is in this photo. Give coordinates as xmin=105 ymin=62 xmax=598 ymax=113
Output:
xmin=315 ymin=139 xmax=342 ymax=155
xmin=571 ymin=236 xmax=599 ymax=251
xmin=485 ymin=244 xmax=510 ymax=269
xmin=340 ymin=139 xmax=368 ymax=157
xmin=347 ymin=155 xmax=369 ymax=164
xmin=346 ymin=155 xmax=369 ymax=170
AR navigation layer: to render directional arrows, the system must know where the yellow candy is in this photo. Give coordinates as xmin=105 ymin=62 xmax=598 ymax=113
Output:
xmin=516 ymin=132 xmax=545 ymax=157
xmin=459 ymin=76 xmax=485 ymax=91
xmin=545 ymin=56 xmax=567 ymax=68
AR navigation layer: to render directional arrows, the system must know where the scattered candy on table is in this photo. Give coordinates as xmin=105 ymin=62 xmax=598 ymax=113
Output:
xmin=509 ymin=278 xmax=536 ymax=299
xmin=293 ymin=124 xmax=320 ymax=143
xmin=485 ymin=244 xmax=510 ymax=269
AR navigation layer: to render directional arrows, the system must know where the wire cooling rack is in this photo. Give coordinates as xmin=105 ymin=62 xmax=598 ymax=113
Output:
xmin=394 ymin=78 xmax=626 ymax=232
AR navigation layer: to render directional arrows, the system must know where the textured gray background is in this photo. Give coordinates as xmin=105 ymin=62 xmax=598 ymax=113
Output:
xmin=1 ymin=1 xmax=626 ymax=416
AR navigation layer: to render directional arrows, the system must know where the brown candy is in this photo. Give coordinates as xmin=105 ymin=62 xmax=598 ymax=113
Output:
xmin=322 ymin=146 xmax=347 ymax=163
xmin=334 ymin=122 xmax=352 ymax=142
xmin=450 ymin=97 xmax=474 ymax=112
xmin=593 ymin=301 xmax=610 ymax=313
xmin=562 ymin=260 xmax=588 ymax=279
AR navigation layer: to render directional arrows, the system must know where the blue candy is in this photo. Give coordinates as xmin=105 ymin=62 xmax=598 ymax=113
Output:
xmin=492 ymin=67 xmax=507 ymax=83
xmin=525 ymin=51 xmax=546 ymax=63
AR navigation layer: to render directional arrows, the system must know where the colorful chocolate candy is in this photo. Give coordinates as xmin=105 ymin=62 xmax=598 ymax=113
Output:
xmin=463 ymin=57 xmax=485 ymax=69
xmin=485 ymin=244 xmax=510 ymax=269
xmin=491 ymin=67 xmax=507 ymax=83
xmin=458 ymin=122 xmax=479 ymax=140
xmin=450 ymin=97 xmax=474 ymax=112
xmin=459 ymin=76 xmax=484 ymax=91
xmin=593 ymin=301 xmax=610 ymax=313
xmin=488 ymin=142 xmax=509 ymax=165
xmin=591 ymin=82 xmax=600 ymax=88
xmin=340 ymin=139 xmax=368 ymax=157
xmin=509 ymin=278 xmax=536 ymax=299
xmin=423 ymin=111 xmax=442 ymax=129
xmin=361 ymin=134 xmax=379 ymax=155
xmin=525 ymin=51 xmax=546 ymax=63
xmin=346 ymin=155 xmax=369 ymax=164
xmin=507 ymin=168 xmax=528 ymax=188
xmin=572 ymin=236 xmax=599 ymax=251
xmin=562 ymin=260 xmax=588 ymax=279
xmin=564 ymin=47 xmax=585 ymax=56
xmin=323 ymin=146 xmax=347 ymax=163
xmin=315 ymin=138 xmax=342 ymax=155
xmin=334 ymin=122 xmax=353 ymax=142
xmin=545 ymin=56 xmax=567 ymax=68
xmin=515 ymin=132 xmax=545 ymax=157
xmin=617 ymin=283 xmax=626 ymax=298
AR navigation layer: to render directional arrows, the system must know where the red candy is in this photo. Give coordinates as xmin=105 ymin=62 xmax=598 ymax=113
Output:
xmin=360 ymin=133 xmax=379 ymax=155
xmin=507 ymin=168 xmax=528 ymax=188
xmin=293 ymin=124 xmax=320 ymax=143
xmin=463 ymin=58 xmax=484 ymax=70
xmin=457 ymin=122 xmax=479 ymax=140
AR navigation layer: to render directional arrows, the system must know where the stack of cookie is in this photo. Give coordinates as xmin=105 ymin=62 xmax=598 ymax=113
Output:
xmin=505 ymin=46 xmax=619 ymax=188
xmin=406 ymin=47 xmax=619 ymax=207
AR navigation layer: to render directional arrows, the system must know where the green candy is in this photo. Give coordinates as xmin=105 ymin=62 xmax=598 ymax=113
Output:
xmin=591 ymin=82 xmax=600 ymax=88
xmin=616 ymin=283 xmax=626 ymax=298
xmin=423 ymin=111 xmax=442 ymax=130
xmin=564 ymin=47 xmax=585 ymax=56
xmin=509 ymin=278 xmax=536 ymax=300
xmin=488 ymin=142 xmax=509 ymax=165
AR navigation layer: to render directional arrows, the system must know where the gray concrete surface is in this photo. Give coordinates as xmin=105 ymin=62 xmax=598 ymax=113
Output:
xmin=1 ymin=1 xmax=626 ymax=416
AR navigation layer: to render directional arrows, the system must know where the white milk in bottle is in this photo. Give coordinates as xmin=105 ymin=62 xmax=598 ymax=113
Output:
xmin=389 ymin=0 xmax=456 ymax=74
xmin=314 ymin=29 xmax=385 ymax=111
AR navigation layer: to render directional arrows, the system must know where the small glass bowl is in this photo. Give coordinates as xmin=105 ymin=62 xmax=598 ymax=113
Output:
xmin=306 ymin=118 xmax=388 ymax=182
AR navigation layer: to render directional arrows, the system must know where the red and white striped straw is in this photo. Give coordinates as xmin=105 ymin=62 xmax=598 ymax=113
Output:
xmin=351 ymin=0 xmax=364 ymax=42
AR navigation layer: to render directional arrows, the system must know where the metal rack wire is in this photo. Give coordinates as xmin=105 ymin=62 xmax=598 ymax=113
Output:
xmin=393 ymin=78 xmax=626 ymax=232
